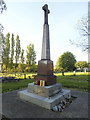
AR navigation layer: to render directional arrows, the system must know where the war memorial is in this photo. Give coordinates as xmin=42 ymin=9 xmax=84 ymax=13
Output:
xmin=18 ymin=4 xmax=71 ymax=110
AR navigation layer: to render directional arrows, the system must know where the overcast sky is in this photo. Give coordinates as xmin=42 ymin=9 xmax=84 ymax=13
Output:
xmin=0 ymin=0 xmax=89 ymax=66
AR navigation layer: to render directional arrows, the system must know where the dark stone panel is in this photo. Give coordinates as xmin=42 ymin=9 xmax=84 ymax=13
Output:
xmin=34 ymin=75 xmax=56 ymax=86
xmin=37 ymin=60 xmax=53 ymax=75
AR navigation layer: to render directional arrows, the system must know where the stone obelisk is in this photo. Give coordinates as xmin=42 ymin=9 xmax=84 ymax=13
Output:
xmin=34 ymin=4 xmax=56 ymax=86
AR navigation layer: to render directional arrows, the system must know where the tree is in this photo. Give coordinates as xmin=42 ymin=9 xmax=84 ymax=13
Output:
xmin=70 ymin=15 xmax=89 ymax=52
xmin=0 ymin=0 xmax=7 ymax=32
xmin=0 ymin=24 xmax=3 ymax=33
xmin=20 ymin=49 xmax=24 ymax=64
xmin=0 ymin=0 xmax=7 ymax=50
xmin=0 ymin=0 xmax=7 ymax=14
xmin=26 ymin=43 xmax=36 ymax=72
xmin=15 ymin=35 xmax=21 ymax=66
xmin=55 ymin=52 xmax=76 ymax=72
xmin=88 ymin=62 xmax=90 ymax=68
xmin=0 ymin=33 xmax=5 ymax=59
xmin=75 ymin=61 xmax=88 ymax=71
xmin=2 ymin=33 xmax=10 ymax=72
xmin=0 ymin=34 xmax=4 ymax=73
xmin=0 ymin=0 xmax=7 ymax=72
xmin=18 ymin=63 xmax=23 ymax=73
xmin=10 ymin=33 xmax=15 ymax=66
xmin=0 ymin=0 xmax=7 ymax=55
xmin=18 ymin=49 xmax=25 ymax=72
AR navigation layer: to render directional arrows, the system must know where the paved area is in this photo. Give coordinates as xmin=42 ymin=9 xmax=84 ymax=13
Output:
xmin=0 ymin=89 xmax=89 ymax=119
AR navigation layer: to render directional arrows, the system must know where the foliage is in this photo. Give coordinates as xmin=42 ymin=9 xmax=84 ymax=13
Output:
xmin=30 ymin=64 xmax=37 ymax=72
xmin=0 ymin=1 xmax=7 ymax=71
xmin=18 ymin=63 xmax=26 ymax=72
xmin=75 ymin=61 xmax=88 ymax=71
xmin=0 ymin=33 xmax=5 ymax=65
xmin=88 ymin=62 xmax=90 ymax=68
xmin=2 ymin=64 xmax=6 ymax=72
xmin=26 ymin=43 xmax=36 ymax=72
xmin=15 ymin=35 xmax=21 ymax=65
xmin=2 ymin=33 xmax=10 ymax=71
xmin=1 ymin=32 xmax=37 ymax=73
xmin=20 ymin=49 xmax=24 ymax=64
xmin=0 ymin=0 xmax=7 ymax=33
xmin=55 ymin=52 xmax=76 ymax=72
xmin=0 ymin=0 xmax=7 ymax=14
xmin=10 ymin=33 xmax=15 ymax=66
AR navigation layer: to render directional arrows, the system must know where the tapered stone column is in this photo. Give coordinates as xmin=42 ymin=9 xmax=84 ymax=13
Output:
xmin=41 ymin=24 xmax=50 ymax=60
xmin=34 ymin=4 xmax=56 ymax=86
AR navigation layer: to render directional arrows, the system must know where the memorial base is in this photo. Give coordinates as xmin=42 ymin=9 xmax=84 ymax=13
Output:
xmin=18 ymin=83 xmax=71 ymax=110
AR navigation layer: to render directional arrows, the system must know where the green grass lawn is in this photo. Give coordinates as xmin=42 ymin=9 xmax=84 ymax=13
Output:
xmin=1 ymin=79 xmax=34 ymax=93
xmin=0 ymin=72 xmax=89 ymax=93
xmin=56 ymin=72 xmax=89 ymax=92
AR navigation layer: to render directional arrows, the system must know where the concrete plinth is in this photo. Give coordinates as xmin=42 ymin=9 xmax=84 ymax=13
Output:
xmin=18 ymin=83 xmax=71 ymax=110
xmin=18 ymin=88 xmax=71 ymax=110
xmin=28 ymin=83 xmax=62 ymax=97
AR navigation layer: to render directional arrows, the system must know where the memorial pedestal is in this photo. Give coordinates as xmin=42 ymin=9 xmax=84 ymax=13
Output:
xmin=28 ymin=83 xmax=62 ymax=97
xmin=18 ymin=83 xmax=71 ymax=110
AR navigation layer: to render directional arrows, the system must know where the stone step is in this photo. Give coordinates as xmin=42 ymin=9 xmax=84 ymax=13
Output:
xmin=28 ymin=83 xmax=62 ymax=97
xmin=18 ymin=89 xmax=71 ymax=110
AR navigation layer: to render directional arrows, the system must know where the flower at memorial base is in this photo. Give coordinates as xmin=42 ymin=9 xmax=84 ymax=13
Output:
xmin=65 ymin=103 xmax=69 ymax=107
xmin=57 ymin=105 xmax=63 ymax=112
xmin=37 ymin=80 xmax=40 ymax=85
xmin=62 ymin=105 xmax=65 ymax=109
xmin=62 ymin=100 xmax=67 ymax=105
xmin=34 ymin=81 xmax=37 ymax=85
xmin=52 ymin=106 xmax=58 ymax=112
xmin=69 ymin=99 xmax=72 ymax=103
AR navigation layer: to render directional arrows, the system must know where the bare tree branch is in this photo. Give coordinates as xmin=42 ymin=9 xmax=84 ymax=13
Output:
xmin=0 ymin=0 xmax=7 ymax=14
xmin=70 ymin=15 xmax=89 ymax=52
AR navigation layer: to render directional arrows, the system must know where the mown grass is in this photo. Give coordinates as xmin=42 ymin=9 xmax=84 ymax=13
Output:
xmin=56 ymin=72 xmax=89 ymax=92
xmin=0 ymin=72 xmax=89 ymax=93
xmin=1 ymin=79 xmax=34 ymax=93
xmin=56 ymin=74 xmax=88 ymax=81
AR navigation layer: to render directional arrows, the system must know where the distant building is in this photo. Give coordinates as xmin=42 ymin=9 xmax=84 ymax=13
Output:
xmin=83 ymin=68 xmax=90 ymax=72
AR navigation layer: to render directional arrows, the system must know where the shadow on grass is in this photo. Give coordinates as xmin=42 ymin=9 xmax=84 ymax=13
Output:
xmin=2 ymin=79 xmax=34 ymax=93
xmin=56 ymin=75 xmax=88 ymax=92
